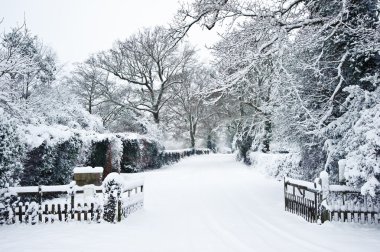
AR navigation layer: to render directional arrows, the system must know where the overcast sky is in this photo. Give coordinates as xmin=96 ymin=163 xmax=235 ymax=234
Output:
xmin=1 ymin=0 xmax=220 ymax=68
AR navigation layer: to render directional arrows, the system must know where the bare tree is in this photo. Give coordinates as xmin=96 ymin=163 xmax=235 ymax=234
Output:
xmin=68 ymin=59 xmax=107 ymax=114
xmin=95 ymin=26 xmax=195 ymax=124
xmin=165 ymin=66 xmax=213 ymax=148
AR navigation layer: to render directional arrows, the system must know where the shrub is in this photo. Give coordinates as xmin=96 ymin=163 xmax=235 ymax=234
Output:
xmin=0 ymin=116 xmax=25 ymax=187
xmin=102 ymin=173 xmax=125 ymax=223
xmin=21 ymin=137 xmax=82 ymax=186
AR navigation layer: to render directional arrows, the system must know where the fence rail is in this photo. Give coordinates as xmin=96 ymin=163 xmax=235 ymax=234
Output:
xmin=284 ymin=176 xmax=380 ymax=225
xmin=0 ymin=180 xmax=144 ymax=225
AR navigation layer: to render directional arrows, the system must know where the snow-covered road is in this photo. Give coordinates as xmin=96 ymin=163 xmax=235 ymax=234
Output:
xmin=1 ymin=154 xmax=379 ymax=252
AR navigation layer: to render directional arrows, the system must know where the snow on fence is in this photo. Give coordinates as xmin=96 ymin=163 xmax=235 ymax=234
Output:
xmin=284 ymin=173 xmax=380 ymax=225
xmin=0 ymin=177 xmax=144 ymax=225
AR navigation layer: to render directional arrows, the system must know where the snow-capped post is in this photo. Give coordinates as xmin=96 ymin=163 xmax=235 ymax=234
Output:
xmin=338 ymin=159 xmax=346 ymax=185
xmin=38 ymin=204 xmax=43 ymax=223
xmin=38 ymin=185 xmax=42 ymax=205
xmin=68 ymin=181 xmax=76 ymax=220
xmin=283 ymin=177 xmax=287 ymax=211
xmin=318 ymin=170 xmax=330 ymax=224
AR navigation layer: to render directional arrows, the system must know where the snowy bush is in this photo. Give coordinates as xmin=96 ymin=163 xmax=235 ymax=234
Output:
xmin=102 ymin=173 xmax=125 ymax=223
xmin=299 ymin=142 xmax=327 ymax=181
xmin=21 ymin=137 xmax=82 ymax=186
xmin=323 ymin=86 xmax=380 ymax=196
xmin=248 ymin=151 xmax=302 ymax=179
xmin=103 ymin=173 xmax=125 ymax=194
xmin=139 ymin=139 xmax=162 ymax=170
xmin=0 ymin=111 xmax=25 ymax=187
xmin=120 ymin=138 xmax=163 ymax=173
xmin=120 ymin=139 xmax=140 ymax=172
xmin=0 ymin=188 xmax=19 ymax=225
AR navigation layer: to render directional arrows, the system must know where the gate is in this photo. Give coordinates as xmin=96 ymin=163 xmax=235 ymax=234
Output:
xmin=284 ymin=178 xmax=321 ymax=223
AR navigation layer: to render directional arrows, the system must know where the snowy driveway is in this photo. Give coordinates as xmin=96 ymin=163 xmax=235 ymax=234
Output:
xmin=1 ymin=154 xmax=379 ymax=252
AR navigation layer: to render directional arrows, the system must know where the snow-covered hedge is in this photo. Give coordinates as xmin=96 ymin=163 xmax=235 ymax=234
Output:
xmin=247 ymin=151 xmax=302 ymax=179
xmin=120 ymin=138 xmax=162 ymax=173
xmin=0 ymin=119 xmax=163 ymax=187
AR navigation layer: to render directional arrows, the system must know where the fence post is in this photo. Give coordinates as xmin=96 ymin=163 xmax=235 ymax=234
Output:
xmin=318 ymin=171 xmax=330 ymax=224
xmin=69 ymin=182 xmax=75 ymax=220
xmin=117 ymin=191 xmax=121 ymax=222
xmin=284 ymin=178 xmax=287 ymax=211
xmin=38 ymin=185 xmax=43 ymax=205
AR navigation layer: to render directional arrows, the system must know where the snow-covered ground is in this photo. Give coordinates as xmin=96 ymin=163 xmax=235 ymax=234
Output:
xmin=1 ymin=154 xmax=379 ymax=252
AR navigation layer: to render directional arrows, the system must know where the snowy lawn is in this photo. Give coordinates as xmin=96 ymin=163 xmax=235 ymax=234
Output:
xmin=0 ymin=154 xmax=379 ymax=252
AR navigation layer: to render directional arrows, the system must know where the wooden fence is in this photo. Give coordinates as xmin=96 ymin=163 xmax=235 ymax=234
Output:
xmin=328 ymin=200 xmax=380 ymax=224
xmin=284 ymin=178 xmax=320 ymax=223
xmin=12 ymin=201 xmax=102 ymax=224
xmin=284 ymin=177 xmax=380 ymax=224
xmin=0 ymin=180 xmax=144 ymax=225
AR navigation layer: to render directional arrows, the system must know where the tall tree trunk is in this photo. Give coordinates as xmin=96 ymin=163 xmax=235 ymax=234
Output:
xmin=190 ymin=127 xmax=195 ymax=148
xmin=261 ymin=118 xmax=271 ymax=153
xmin=89 ymin=95 xmax=92 ymax=114
xmin=153 ymin=112 xmax=160 ymax=124
xmin=189 ymin=118 xmax=196 ymax=148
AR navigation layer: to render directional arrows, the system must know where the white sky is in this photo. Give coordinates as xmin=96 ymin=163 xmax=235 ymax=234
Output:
xmin=0 ymin=0 xmax=221 ymax=68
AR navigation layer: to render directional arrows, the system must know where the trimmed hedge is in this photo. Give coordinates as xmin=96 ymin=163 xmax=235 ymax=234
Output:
xmin=21 ymin=137 xmax=82 ymax=186
xmin=16 ymin=132 xmax=210 ymax=187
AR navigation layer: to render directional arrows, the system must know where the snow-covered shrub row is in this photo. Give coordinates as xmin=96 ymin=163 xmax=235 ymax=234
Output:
xmin=160 ymin=148 xmax=210 ymax=166
xmin=120 ymin=138 xmax=162 ymax=173
xmin=247 ymin=151 xmax=302 ymax=179
xmin=0 ymin=117 xmax=162 ymax=187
